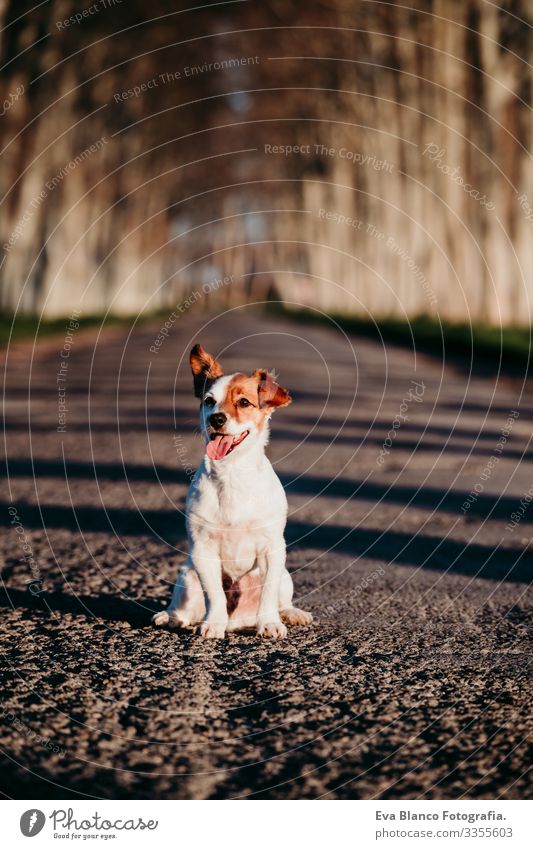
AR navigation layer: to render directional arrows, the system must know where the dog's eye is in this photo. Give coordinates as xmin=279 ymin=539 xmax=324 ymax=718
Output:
xmin=238 ymin=398 xmax=251 ymax=408
xmin=204 ymin=397 xmax=215 ymax=408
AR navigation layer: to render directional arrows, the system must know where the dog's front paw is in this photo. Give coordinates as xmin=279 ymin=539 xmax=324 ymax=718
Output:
xmin=198 ymin=621 xmax=226 ymax=639
xmin=280 ymin=607 xmax=313 ymax=626
xmin=152 ymin=610 xmax=192 ymax=628
xmin=152 ymin=611 xmax=170 ymax=627
xmin=257 ymin=620 xmax=288 ymax=639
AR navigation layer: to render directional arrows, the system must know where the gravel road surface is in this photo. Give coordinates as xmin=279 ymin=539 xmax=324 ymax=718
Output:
xmin=1 ymin=309 xmax=531 ymax=799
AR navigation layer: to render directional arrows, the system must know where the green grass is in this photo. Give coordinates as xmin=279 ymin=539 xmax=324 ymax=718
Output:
xmin=268 ymin=305 xmax=533 ymax=373
xmin=3 ymin=305 xmax=532 ymax=375
xmin=0 ymin=312 xmax=142 ymax=347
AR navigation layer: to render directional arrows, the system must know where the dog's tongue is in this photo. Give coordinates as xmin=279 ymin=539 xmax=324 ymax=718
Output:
xmin=206 ymin=434 xmax=234 ymax=460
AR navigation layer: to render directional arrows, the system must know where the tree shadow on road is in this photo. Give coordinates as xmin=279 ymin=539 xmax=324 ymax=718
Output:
xmin=285 ymin=521 xmax=531 ymax=583
xmin=4 ymin=458 xmax=533 ymax=525
xmin=0 ymin=494 xmax=530 ymax=583
xmin=0 ymin=585 xmax=160 ymax=628
xmin=279 ymin=473 xmax=533 ymax=524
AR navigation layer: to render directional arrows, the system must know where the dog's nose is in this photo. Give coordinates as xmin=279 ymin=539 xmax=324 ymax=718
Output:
xmin=209 ymin=412 xmax=227 ymax=430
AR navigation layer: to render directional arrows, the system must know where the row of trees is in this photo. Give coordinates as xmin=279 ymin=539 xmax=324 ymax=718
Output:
xmin=0 ymin=1 xmax=531 ymax=323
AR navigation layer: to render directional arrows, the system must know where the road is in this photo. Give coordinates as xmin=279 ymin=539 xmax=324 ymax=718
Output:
xmin=1 ymin=308 xmax=531 ymax=799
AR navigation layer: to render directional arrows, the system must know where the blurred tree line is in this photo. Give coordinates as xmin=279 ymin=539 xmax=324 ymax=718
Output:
xmin=0 ymin=0 xmax=531 ymax=324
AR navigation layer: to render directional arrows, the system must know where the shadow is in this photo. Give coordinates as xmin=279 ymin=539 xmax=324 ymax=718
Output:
xmin=0 ymin=500 xmax=184 ymax=540
xmin=273 ymin=429 xmax=531 ymax=458
xmin=2 ymin=421 xmax=198 ymax=433
xmin=0 ymin=499 xmax=529 ymax=582
xmin=280 ymin=473 xmax=533 ymax=523
xmin=0 ymin=766 xmax=95 ymax=801
xmin=3 ymin=458 xmax=191 ymax=486
xmin=2 ymin=384 xmax=197 ymax=405
xmin=285 ymin=520 xmax=532 ymax=583
xmin=440 ymin=402 xmax=528 ymax=416
xmin=4 ymin=454 xmax=533 ymax=527
xmin=286 ymin=413 xmax=524 ymax=444
xmin=0 ymin=586 xmax=159 ymax=627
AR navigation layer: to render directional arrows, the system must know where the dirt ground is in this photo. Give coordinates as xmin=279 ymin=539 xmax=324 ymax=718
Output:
xmin=1 ymin=309 xmax=531 ymax=799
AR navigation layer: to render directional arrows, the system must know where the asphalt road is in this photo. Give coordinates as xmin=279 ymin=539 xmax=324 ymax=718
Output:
xmin=1 ymin=309 xmax=531 ymax=799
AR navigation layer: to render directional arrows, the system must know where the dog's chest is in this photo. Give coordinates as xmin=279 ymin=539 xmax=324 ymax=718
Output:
xmin=187 ymin=462 xmax=286 ymax=576
xmin=217 ymin=479 xmax=262 ymax=524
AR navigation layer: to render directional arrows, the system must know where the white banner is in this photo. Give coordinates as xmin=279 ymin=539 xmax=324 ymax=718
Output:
xmin=3 ymin=799 xmax=531 ymax=848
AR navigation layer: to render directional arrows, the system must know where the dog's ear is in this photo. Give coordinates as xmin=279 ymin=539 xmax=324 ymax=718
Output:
xmin=190 ymin=344 xmax=224 ymax=398
xmin=253 ymin=370 xmax=292 ymax=409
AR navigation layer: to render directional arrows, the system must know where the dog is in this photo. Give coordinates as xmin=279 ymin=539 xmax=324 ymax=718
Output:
xmin=152 ymin=343 xmax=313 ymax=639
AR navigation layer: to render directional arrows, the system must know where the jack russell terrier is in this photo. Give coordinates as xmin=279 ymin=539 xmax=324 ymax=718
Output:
xmin=153 ymin=343 xmax=313 ymax=639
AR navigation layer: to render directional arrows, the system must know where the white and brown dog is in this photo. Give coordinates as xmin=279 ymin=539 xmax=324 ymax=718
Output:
xmin=153 ymin=344 xmax=313 ymax=639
